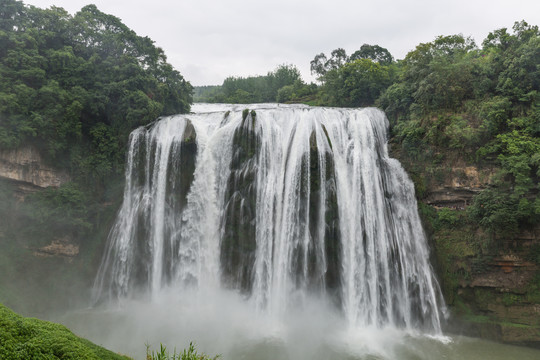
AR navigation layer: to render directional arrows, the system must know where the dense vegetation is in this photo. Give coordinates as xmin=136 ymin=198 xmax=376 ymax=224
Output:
xmin=194 ymin=44 xmax=396 ymax=105
xmin=378 ymin=21 xmax=540 ymax=238
xmin=0 ymin=302 xmax=131 ymax=359
xmin=310 ymin=44 xmax=395 ymax=106
xmin=0 ymin=0 xmax=192 ymax=190
xmin=0 ymin=0 xmax=192 ymax=314
xmin=193 ymin=64 xmax=313 ymax=103
xmin=0 ymin=0 xmax=192 ymax=234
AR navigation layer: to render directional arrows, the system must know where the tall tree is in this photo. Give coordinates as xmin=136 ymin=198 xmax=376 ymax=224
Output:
xmin=350 ymin=44 xmax=393 ymax=65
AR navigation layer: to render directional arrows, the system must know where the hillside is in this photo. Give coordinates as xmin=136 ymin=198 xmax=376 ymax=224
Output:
xmin=0 ymin=302 xmax=131 ymax=360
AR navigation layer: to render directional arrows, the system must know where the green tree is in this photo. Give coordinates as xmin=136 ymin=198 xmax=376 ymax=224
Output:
xmin=400 ymin=35 xmax=477 ymax=113
xmin=204 ymin=64 xmax=303 ymax=104
xmin=321 ymin=59 xmax=391 ymax=107
xmin=350 ymin=44 xmax=394 ymax=65
xmin=310 ymin=48 xmax=349 ymax=80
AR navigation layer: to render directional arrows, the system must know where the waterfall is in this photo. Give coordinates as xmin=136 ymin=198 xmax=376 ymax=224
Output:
xmin=93 ymin=103 xmax=444 ymax=334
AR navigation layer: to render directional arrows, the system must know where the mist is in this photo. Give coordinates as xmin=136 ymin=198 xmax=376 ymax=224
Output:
xmin=59 ymin=286 xmax=438 ymax=360
xmin=57 ymin=286 xmax=540 ymax=360
xmin=51 ymin=104 xmax=540 ymax=360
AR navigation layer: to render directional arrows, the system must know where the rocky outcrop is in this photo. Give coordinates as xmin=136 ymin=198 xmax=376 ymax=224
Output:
xmin=435 ymin=220 xmax=540 ymax=345
xmin=469 ymin=262 xmax=536 ymax=290
xmin=425 ymin=166 xmax=495 ymax=208
xmin=33 ymin=237 xmax=79 ymax=259
xmin=0 ymin=147 xmax=70 ymax=190
xmin=458 ymin=319 xmax=540 ymax=347
xmin=390 ymin=148 xmax=540 ymax=346
xmin=420 ymin=163 xmax=540 ymax=346
xmin=220 ymin=111 xmax=259 ymax=292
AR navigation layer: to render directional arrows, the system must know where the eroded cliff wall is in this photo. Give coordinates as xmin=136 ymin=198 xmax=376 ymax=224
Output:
xmin=397 ymin=154 xmax=540 ymax=346
xmin=0 ymin=146 xmax=117 ymax=316
xmin=0 ymin=147 xmax=70 ymax=191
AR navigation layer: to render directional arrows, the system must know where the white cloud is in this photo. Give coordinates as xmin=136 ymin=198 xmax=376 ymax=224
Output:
xmin=24 ymin=0 xmax=540 ymax=85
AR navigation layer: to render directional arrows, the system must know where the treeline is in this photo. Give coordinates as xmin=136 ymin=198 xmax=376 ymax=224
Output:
xmin=193 ymin=44 xmax=397 ymax=105
xmin=194 ymin=64 xmax=317 ymax=103
xmin=310 ymin=44 xmax=395 ymax=106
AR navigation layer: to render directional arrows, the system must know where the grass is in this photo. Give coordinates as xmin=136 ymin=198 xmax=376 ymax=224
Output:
xmin=0 ymin=302 xmax=220 ymax=360
xmin=0 ymin=302 xmax=131 ymax=360
xmin=145 ymin=342 xmax=219 ymax=360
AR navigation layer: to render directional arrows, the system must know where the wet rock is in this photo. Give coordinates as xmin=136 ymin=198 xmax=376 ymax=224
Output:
xmin=220 ymin=111 xmax=259 ymax=292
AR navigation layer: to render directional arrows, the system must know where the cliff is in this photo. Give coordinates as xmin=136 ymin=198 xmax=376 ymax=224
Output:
xmin=0 ymin=147 xmax=70 ymax=191
xmin=0 ymin=146 xmax=114 ymax=316
xmin=408 ymin=160 xmax=540 ymax=346
xmin=424 ymin=165 xmax=495 ymax=208
xmin=0 ymin=147 xmax=79 ymax=257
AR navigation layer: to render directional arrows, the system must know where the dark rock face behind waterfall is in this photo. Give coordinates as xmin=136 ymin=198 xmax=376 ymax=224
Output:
xmin=93 ymin=104 xmax=445 ymax=334
xmin=221 ymin=112 xmax=259 ymax=292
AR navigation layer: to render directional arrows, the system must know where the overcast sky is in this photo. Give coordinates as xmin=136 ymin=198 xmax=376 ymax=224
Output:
xmin=23 ymin=0 xmax=540 ymax=86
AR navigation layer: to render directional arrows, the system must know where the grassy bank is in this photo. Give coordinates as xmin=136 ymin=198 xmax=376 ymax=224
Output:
xmin=0 ymin=303 xmax=131 ymax=359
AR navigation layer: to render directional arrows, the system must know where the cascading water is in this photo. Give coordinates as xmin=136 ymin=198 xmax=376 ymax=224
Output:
xmin=93 ymin=103 xmax=445 ymax=335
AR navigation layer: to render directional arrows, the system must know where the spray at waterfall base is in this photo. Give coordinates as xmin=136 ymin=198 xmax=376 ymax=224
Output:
xmin=91 ymin=104 xmax=447 ymax=357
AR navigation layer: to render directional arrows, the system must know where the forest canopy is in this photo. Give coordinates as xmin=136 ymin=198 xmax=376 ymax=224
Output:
xmin=376 ymin=22 xmax=540 ymax=237
xmin=0 ymin=0 xmax=192 ymax=182
xmin=0 ymin=0 xmax=193 ymax=245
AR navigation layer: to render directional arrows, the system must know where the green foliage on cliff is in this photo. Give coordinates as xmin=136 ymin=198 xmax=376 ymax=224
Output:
xmin=0 ymin=0 xmax=193 ymax=235
xmin=0 ymin=177 xmax=123 ymax=316
xmin=377 ymin=21 xmax=540 ymax=236
xmin=0 ymin=303 xmax=131 ymax=360
xmin=0 ymin=0 xmax=192 ymax=181
xmin=24 ymin=182 xmax=92 ymax=236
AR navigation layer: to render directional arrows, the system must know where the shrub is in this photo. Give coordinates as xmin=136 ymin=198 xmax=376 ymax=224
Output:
xmin=145 ymin=343 xmax=218 ymax=360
